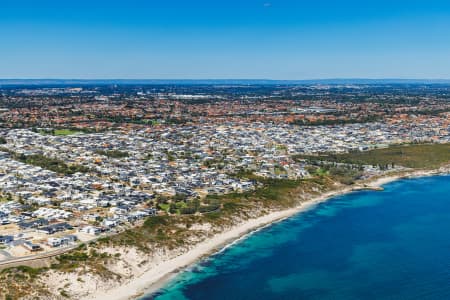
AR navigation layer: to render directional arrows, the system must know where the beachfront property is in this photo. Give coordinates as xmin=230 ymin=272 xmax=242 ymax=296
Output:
xmin=0 ymin=83 xmax=450 ymax=263
xmin=0 ymin=114 xmax=448 ymax=262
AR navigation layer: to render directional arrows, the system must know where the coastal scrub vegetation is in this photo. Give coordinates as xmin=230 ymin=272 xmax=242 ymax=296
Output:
xmin=307 ymin=164 xmax=364 ymax=185
xmin=0 ymin=266 xmax=49 ymax=299
xmin=2 ymin=143 xmax=450 ymax=299
xmin=95 ymin=149 xmax=130 ymax=158
xmin=101 ymin=176 xmax=334 ymax=252
xmin=0 ymin=246 xmax=122 ymax=298
xmin=294 ymin=143 xmax=450 ymax=169
xmin=15 ymin=153 xmax=91 ymax=175
xmin=0 ymin=147 xmax=91 ymax=175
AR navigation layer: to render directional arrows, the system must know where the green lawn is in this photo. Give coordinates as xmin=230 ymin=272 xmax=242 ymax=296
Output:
xmin=39 ymin=129 xmax=82 ymax=136
xmin=52 ymin=129 xmax=82 ymax=136
xmin=158 ymin=203 xmax=170 ymax=212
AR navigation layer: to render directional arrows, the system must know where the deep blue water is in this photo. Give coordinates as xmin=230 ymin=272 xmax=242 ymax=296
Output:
xmin=144 ymin=175 xmax=450 ymax=300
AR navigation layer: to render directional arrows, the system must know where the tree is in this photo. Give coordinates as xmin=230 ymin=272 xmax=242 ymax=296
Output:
xmin=169 ymin=203 xmax=177 ymax=214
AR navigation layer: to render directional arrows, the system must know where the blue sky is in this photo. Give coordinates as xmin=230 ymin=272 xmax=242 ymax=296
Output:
xmin=1 ymin=0 xmax=450 ymax=79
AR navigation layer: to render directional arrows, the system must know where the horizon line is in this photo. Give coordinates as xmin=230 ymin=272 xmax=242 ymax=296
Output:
xmin=3 ymin=78 xmax=450 ymax=87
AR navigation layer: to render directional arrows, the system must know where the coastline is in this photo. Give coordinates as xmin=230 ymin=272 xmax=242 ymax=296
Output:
xmin=86 ymin=168 xmax=448 ymax=300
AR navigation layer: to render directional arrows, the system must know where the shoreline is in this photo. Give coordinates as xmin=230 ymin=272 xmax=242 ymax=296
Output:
xmin=86 ymin=169 xmax=448 ymax=300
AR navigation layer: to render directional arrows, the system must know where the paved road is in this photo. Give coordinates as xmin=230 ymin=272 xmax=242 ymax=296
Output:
xmin=0 ymin=231 xmax=119 ymax=269
xmin=0 ymin=244 xmax=78 ymax=270
xmin=0 ymin=249 xmax=12 ymax=259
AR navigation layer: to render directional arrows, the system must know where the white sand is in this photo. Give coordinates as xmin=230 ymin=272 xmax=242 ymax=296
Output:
xmin=86 ymin=188 xmax=355 ymax=300
xmin=86 ymin=169 xmax=449 ymax=300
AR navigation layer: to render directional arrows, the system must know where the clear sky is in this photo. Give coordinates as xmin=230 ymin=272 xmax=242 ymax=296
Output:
xmin=2 ymin=0 xmax=450 ymax=79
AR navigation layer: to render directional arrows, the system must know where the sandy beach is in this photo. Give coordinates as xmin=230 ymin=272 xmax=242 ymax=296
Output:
xmin=86 ymin=169 xmax=448 ymax=300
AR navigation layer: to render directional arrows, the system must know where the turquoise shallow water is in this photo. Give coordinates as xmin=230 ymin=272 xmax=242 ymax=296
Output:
xmin=143 ymin=175 xmax=450 ymax=300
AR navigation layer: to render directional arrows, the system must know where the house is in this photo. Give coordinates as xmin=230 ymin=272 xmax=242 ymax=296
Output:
xmin=47 ymin=237 xmax=61 ymax=247
xmin=38 ymin=222 xmax=73 ymax=234
xmin=18 ymin=218 xmax=49 ymax=229
xmin=102 ymin=218 xmax=119 ymax=228
xmin=47 ymin=235 xmax=77 ymax=247
xmin=83 ymin=214 xmax=101 ymax=222
xmin=23 ymin=241 xmax=41 ymax=252
xmin=61 ymin=235 xmax=77 ymax=244
xmin=79 ymin=226 xmax=102 ymax=235
xmin=0 ymin=235 xmax=13 ymax=244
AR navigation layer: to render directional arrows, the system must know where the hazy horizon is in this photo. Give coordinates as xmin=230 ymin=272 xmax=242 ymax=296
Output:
xmin=3 ymin=78 xmax=450 ymax=85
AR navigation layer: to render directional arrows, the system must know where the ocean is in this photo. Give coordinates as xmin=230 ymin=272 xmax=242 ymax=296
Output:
xmin=144 ymin=175 xmax=450 ymax=300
